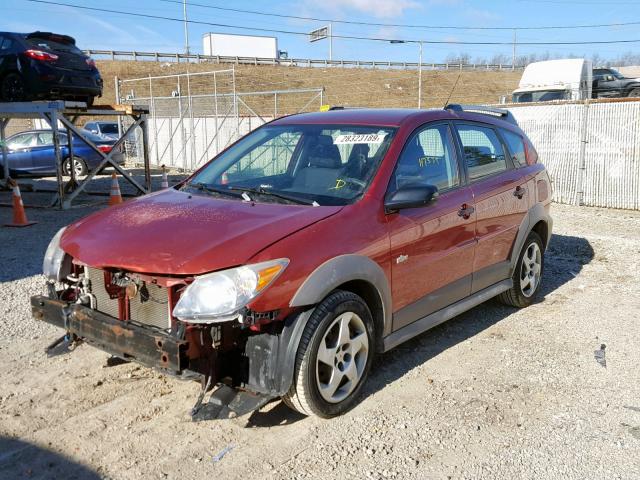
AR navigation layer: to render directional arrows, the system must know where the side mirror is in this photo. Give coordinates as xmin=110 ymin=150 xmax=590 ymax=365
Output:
xmin=385 ymin=184 xmax=438 ymax=213
xmin=604 ymin=75 xmax=615 ymax=82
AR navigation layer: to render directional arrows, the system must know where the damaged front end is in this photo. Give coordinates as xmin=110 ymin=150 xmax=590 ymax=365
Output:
xmin=33 ymin=228 xmax=297 ymax=420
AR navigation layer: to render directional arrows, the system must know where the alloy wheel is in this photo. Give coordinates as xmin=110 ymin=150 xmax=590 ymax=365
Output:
xmin=315 ymin=311 xmax=369 ymax=403
xmin=520 ymin=242 xmax=542 ymax=297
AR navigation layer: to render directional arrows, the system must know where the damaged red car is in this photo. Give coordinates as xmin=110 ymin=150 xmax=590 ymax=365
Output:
xmin=32 ymin=105 xmax=552 ymax=419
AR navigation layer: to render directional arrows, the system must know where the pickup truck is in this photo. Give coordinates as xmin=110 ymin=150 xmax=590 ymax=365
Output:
xmin=592 ymin=68 xmax=640 ymax=99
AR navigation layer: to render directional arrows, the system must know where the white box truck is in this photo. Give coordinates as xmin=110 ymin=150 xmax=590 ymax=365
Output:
xmin=512 ymin=59 xmax=592 ymax=103
xmin=202 ymin=33 xmax=278 ymax=59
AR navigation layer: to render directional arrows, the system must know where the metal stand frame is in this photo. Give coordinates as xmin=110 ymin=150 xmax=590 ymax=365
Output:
xmin=0 ymin=101 xmax=150 ymax=209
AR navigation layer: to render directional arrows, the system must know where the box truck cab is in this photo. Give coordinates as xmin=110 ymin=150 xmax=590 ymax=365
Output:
xmin=512 ymin=59 xmax=592 ymax=103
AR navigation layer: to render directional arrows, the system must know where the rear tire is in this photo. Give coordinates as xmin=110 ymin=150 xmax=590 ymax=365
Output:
xmin=63 ymin=157 xmax=88 ymax=177
xmin=498 ymin=231 xmax=544 ymax=308
xmin=0 ymin=72 xmax=26 ymax=102
xmin=283 ymin=290 xmax=375 ymax=418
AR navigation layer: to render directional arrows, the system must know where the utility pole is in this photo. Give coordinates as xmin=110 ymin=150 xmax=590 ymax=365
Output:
xmin=512 ymin=29 xmax=517 ymax=70
xmin=418 ymin=41 xmax=423 ymax=109
xmin=183 ymin=0 xmax=190 ymax=55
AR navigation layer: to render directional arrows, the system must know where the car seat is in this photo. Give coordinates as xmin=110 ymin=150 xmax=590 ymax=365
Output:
xmin=292 ymin=135 xmax=343 ymax=192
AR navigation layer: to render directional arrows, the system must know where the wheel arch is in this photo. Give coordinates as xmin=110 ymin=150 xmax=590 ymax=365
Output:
xmin=509 ymin=203 xmax=553 ymax=275
xmin=289 ymin=254 xmax=392 ymax=342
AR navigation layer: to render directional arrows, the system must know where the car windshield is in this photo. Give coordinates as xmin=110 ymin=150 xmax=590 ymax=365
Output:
xmin=99 ymin=124 xmax=118 ymax=134
xmin=185 ymin=124 xmax=397 ymax=206
xmin=512 ymin=90 xmax=569 ymax=103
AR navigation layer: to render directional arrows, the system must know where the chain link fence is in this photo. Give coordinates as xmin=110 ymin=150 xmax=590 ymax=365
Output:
xmin=507 ymin=99 xmax=640 ymax=210
xmin=117 ymin=67 xmax=323 ymax=171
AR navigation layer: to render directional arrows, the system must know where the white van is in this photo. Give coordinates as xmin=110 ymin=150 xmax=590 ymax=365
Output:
xmin=512 ymin=59 xmax=593 ymax=103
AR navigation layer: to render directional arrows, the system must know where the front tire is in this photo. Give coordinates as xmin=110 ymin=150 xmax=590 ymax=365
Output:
xmin=628 ymin=88 xmax=640 ymax=98
xmin=283 ymin=290 xmax=375 ymax=418
xmin=498 ymin=231 xmax=544 ymax=308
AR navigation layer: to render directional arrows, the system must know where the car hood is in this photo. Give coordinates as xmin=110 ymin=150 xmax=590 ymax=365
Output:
xmin=61 ymin=189 xmax=342 ymax=275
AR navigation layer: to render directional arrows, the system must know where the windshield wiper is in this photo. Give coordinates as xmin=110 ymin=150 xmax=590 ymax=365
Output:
xmin=228 ymin=186 xmax=318 ymax=206
xmin=184 ymin=182 xmax=242 ymax=199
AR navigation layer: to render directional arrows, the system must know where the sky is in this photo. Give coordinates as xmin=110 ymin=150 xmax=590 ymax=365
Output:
xmin=5 ymin=0 xmax=640 ymax=63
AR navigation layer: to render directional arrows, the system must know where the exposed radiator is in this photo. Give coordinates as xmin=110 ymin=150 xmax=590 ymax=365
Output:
xmin=87 ymin=267 xmax=171 ymax=330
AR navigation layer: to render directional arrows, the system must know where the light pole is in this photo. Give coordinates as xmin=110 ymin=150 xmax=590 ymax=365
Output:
xmin=183 ymin=0 xmax=190 ymax=55
xmin=390 ymin=40 xmax=424 ymax=108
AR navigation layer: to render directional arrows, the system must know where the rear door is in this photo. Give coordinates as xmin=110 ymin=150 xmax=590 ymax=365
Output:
xmin=388 ymin=122 xmax=476 ymax=331
xmin=453 ymin=122 xmax=530 ymax=293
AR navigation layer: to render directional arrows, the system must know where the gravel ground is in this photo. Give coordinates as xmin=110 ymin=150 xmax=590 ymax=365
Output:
xmin=0 ymin=201 xmax=639 ymax=480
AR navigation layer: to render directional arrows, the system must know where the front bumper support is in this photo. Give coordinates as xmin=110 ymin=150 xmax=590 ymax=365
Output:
xmin=31 ymin=295 xmax=186 ymax=373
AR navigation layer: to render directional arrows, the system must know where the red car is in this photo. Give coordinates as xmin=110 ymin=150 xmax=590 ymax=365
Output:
xmin=33 ymin=105 xmax=552 ymax=419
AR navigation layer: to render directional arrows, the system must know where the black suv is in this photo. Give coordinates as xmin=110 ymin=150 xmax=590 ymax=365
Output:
xmin=0 ymin=31 xmax=102 ymax=104
xmin=592 ymin=68 xmax=640 ymax=99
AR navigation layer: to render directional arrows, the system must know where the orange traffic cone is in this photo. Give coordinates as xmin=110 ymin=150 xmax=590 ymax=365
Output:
xmin=108 ymin=172 xmax=123 ymax=206
xmin=5 ymin=179 xmax=36 ymax=227
xmin=161 ymin=165 xmax=169 ymax=189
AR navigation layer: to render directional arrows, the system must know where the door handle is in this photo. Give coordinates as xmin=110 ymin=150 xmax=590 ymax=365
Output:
xmin=458 ymin=203 xmax=475 ymax=219
xmin=514 ymin=186 xmax=527 ymax=199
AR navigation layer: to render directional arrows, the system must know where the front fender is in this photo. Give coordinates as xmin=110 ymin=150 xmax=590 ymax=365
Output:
xmin=289 ymin=254 xmax=392 ymax=337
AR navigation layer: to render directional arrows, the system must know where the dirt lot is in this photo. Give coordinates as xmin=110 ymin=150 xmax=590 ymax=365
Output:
xmin=1 ymin=201 xmax=639 ymax=480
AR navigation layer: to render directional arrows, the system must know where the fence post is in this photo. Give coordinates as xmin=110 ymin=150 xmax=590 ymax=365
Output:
xmin=577 ymin=100 xmax=590 ymax=206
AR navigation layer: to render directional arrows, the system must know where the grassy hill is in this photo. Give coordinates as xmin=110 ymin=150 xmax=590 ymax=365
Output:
xmin=96 ymin=60 xmax=521 ymax=113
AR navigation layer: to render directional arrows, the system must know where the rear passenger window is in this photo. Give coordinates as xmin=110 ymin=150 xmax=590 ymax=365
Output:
xmin=391 ymin=124 xmax=459 ymax=193
xmin=456 ymin=125 xmax=507 ymax=181
xmin=502 ymin=130 xmax=527 ymax=167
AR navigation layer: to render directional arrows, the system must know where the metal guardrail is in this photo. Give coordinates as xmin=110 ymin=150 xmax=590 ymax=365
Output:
xmin=84 ymin=49 xmax=523 ymax=71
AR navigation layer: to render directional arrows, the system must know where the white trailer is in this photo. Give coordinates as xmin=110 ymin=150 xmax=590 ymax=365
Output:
xmin=512 ymin=59 xmax=593 ymax=103
xmin=202 ymin=33 xmax=278 ymax=59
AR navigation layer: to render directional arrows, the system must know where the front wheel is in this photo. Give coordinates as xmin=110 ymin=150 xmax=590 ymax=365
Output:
xmin=498 ymin=231 xmax=544 ymax=308
xmin=283 ymin=290 xmax=375 ymax=418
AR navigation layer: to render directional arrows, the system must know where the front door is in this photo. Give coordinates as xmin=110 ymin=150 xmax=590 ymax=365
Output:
xmin=454 ymin=122 xmax=530 ymax=293
xmin=6 ymin=132 xmax=37 ymax=175
xmin=388 ymin=122 xmax=476 ymax=331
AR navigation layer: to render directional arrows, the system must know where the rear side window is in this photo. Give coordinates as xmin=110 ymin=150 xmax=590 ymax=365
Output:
xmin=501 ymin=130 xmax=527 ymax=167
xmin=0 ymin=37 xmax=12 ymax=50
xmin=456 ymin=124 xmax=507 ymax=181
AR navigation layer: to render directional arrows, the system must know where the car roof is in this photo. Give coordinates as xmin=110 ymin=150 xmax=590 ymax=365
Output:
xmin=270 ymin=107 xmax=520 ymax=131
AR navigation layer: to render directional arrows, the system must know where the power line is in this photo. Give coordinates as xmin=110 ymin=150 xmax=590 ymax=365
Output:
xmin=158 ymin=0 xmax=640 ymax=31
xmin=23 ymin=0 xmax=640 ymax=46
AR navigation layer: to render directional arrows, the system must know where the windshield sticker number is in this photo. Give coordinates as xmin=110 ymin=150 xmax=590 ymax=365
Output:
xmin=334 ymin=133 xmax=387 ymax=145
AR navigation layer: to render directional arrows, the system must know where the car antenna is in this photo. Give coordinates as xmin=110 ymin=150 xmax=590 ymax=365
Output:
xmin=442 ymin=71 xmax=463 ymax=109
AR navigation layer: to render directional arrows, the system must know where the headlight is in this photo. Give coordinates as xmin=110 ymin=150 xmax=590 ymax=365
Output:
xmin=42 ymin=227 xmax=72 ymax=281
xmin=173 ymin=258 xmax=289 ymax=323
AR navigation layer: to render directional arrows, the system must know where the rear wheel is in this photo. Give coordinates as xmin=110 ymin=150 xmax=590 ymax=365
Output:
xmin=1 ymin=72 xmax=26 ymax=102
xmin=498 ymin=231 xmax=544 ymax=308
xmin=63 ymin=157 xmax=88 ymax=177
xmin=283 ymin=290 xmax=375 ymax=418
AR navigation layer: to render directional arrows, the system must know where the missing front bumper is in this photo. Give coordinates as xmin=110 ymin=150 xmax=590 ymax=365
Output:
xmin=31 ymin=295 xmax=186 ymax=373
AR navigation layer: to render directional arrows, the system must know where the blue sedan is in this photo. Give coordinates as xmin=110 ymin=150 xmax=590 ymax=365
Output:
xmin=0 ymin=129 xmax=124 ymax=178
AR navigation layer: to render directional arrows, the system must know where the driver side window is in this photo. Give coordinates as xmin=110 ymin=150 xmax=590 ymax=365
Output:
xmin=390 ymin=124 xmax=460 ymax=194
